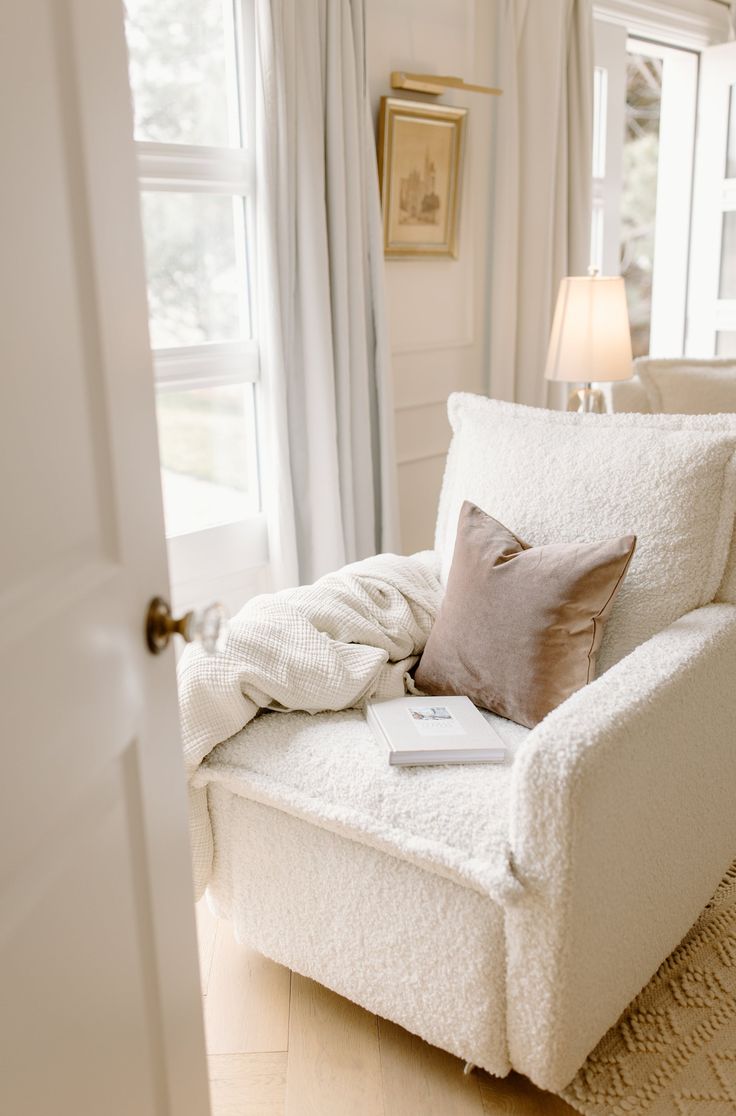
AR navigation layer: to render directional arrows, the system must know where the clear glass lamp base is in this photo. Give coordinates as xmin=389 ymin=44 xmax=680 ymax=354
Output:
xmin=566 ymin=384 xmax=606 ymax=413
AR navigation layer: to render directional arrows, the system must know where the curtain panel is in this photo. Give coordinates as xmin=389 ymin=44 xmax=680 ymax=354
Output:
xmin=255 ymin=0 xmax=398 ymax=589
xmin=486 ymin=0 xmax=594 ymax=407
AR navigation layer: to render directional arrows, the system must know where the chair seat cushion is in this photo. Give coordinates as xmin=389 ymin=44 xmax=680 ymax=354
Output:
xmin=197 ymin=705 xmax=529 ymax=899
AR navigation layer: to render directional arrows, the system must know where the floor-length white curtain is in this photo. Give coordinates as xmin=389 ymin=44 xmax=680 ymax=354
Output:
xmin=486 ymin=0 xmax=593 ymax=407
xmin=255 ymin=0 xmax=398 ymax=589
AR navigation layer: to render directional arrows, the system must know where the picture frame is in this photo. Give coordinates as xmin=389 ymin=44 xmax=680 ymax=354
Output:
xmin=377 ymin=97 xmax=467 ymax=260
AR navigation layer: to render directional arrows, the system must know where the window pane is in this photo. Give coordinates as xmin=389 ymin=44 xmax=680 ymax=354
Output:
xmin=140 ymin=192 xmax=249 ymax=348
xmin=719 ymin=212 xmax=736 ymax=300
xmin=620 ymin=53 xmax=662 ymax=358
xmin=727 ymin=84 xmax=736 ymax=179
xmin=157 ymin=384 xmax=258 ymax=536
xmin=716 ymin=332 xmax=736 ymax=357
xmin=125 ymin=0 xmax=237 ymax=146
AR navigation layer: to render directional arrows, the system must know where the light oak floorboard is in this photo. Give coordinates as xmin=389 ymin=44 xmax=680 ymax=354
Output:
xmin=208 ymin=1052 xmax=287 ymax=1116
xmin=478 ymin=1071 xmax=579 ymax=1115
xmin=285 ymin=973 xmax=384 ymax=1116
xmin=378 ymin=1017 xmax=484 ymax=1116
xmin=205 ymin=918 xmax=291 ymax=1055
xmin=195 ymin=897 xmax=218 ymax=996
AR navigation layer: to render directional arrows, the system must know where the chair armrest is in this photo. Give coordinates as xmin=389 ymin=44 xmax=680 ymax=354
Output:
xmin=505 ymin=603 xmax=736 ymax=1090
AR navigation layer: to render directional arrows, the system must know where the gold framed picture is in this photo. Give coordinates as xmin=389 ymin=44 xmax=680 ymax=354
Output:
xmin=377 ymin=97 xmax=467 ymax=260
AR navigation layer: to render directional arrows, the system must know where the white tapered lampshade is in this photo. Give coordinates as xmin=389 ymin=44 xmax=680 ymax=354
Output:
xmin=544 ymin=275 xmax=633 ymax=384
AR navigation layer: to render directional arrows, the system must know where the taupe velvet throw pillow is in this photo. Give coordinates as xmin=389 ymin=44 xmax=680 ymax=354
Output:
xmin=415 ymin=502 xmax=636 ymax=729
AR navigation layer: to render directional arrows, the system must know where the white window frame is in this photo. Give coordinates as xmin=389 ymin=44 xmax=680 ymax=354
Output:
xmin=594 ymin=0 xmax=730 ymax=52
xmin=132 ymin=0 xmax=269 ymax=613
xmin=687 ymin=40 xmax=736 ymax=356
xmin=631 ymin=38 xmax=698 ymax=356
xmin=592 ymin=19 xmax=628 ymax=276
xmin=592 ymin=9 xmax=699 ymax=357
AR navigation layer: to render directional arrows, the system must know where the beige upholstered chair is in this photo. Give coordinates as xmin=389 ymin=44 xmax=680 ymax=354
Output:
xmin=604 ymin=356 xmax=736 ymax=413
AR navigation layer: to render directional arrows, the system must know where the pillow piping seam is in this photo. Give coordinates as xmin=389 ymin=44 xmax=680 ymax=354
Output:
xmin=584 ymin=542 xmax=637 ymax=683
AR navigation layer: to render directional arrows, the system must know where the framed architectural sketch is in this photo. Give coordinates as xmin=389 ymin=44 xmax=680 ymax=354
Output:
xmin=377 ymin=97 xmax=467 ymax=259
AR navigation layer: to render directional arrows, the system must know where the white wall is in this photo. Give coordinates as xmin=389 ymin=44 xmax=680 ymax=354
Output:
xmin=366 ymin=0 xmax=498 ymax=554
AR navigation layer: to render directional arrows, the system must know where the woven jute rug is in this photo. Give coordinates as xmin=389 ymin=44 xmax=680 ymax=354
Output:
xmin=560 ymin=861 xmax=736 ymax=1115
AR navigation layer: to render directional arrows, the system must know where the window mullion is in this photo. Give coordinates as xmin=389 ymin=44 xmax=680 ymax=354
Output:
xmin=153 ymin=342 xmax=259 ymax=391
xmin=136 ymin=141 xmax=254 ymax=195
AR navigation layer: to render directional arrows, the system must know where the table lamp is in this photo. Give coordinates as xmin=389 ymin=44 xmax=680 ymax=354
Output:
xmin=544 ymin=270 xmax=633 ymax=413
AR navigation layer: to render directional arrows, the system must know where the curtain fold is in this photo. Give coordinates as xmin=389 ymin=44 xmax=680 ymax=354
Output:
xmin=255 ymin=0 xmax=398 ymax=589
xmin=486 ymin=0 xmax=593 ymax=407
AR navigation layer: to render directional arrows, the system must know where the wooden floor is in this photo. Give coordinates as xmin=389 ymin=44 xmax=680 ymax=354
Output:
xmin=196 ymin=900 xmax=578 ymax=1116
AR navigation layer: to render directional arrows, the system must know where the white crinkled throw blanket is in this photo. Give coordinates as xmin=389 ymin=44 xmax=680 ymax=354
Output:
xmin=178 ymin=551 xmax=444 ymax=897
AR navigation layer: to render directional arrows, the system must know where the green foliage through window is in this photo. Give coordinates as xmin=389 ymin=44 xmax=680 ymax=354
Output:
xmin=621 ymin=54 xmax=662 ymax=358
xmin=125 ymin=0 xmax=235 ymax=146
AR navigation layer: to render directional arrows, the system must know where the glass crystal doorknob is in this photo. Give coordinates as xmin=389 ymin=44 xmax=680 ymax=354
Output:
xmin=145 ymin=597 xmax=228 ymax=655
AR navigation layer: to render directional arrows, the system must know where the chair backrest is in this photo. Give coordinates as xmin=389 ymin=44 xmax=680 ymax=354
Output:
xmin=604 ymin=357 xmax=736 ymax=415
xmin=435 ymin=395 xmax=736 ymax=671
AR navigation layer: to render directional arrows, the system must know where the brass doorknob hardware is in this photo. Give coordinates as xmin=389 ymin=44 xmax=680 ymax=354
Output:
xmin=145 ymin=597 xmax=228 ymax=655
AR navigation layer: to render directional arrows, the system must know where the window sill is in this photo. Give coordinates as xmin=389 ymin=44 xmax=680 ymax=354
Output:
xmin=168 ymin=514 xmax=269 ymax=614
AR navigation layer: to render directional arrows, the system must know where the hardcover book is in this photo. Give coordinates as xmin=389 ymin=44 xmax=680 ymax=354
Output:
xmin=365 ymin=695 xmax=507 ymax=767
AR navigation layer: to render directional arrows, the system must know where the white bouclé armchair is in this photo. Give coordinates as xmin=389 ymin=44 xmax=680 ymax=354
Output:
xmin=199 ymin=394 xmax=736 ymax=1092
xmin=604 ymin=355 xmax=736 ymax=414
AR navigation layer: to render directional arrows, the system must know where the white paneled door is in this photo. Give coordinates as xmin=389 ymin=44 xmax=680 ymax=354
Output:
xmin=687 ymin=41 xmax=736 ymax=358
xmin=0 ymin=2 xmax=210 ymax=1115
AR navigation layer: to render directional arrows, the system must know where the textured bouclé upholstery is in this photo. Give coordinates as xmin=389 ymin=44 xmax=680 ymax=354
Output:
xmin=201 ymin=396 xmax=736 ymax=1090
xmin=603 ymin=357 xmax=736 ymax=416
xmin=638 ymin=358 xmax=736 ymax=414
